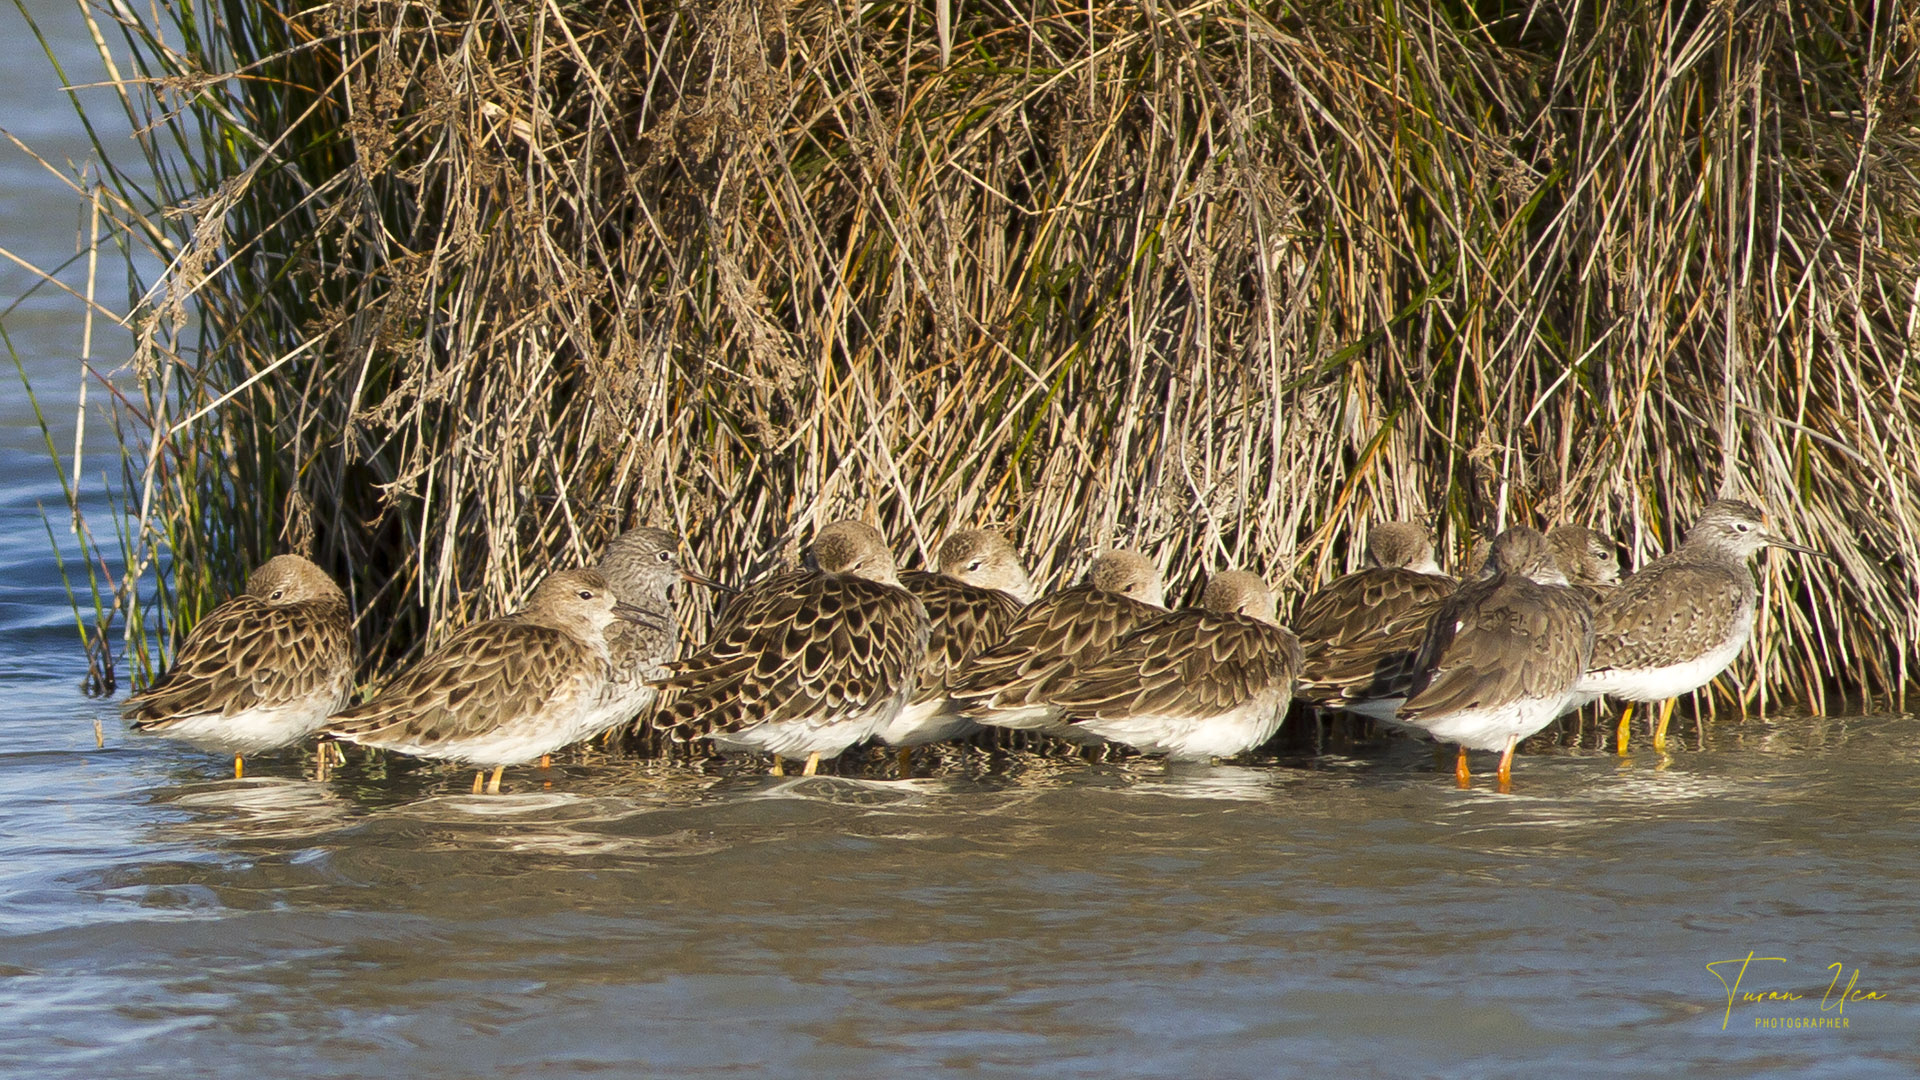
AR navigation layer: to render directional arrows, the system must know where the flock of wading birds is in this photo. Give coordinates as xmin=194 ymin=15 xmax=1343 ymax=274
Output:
xmin=122 ymin=500 xmax=1828 ymax=794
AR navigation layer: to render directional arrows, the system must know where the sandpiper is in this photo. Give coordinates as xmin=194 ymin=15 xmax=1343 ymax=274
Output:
xmin=321 ymin=568 xmax=652 ymax=793
xmin=879 ymin=530 xmax=1033 ymax=776
xmin=578 ymin=526 xmax=729 ymax=758
xmin=652 ymin=521 xmax=930 ymax=776
xmin=1577 ymin=500 xmax=1828 ymax=753
xmin=952 ymin=549 xmax=1168 ymax=744
xmin=1548 ymin=524 xmax=1623 ymax=604
xmin=1049 ymin=571 xmax=1302 ymax=761
xmin=1294 ymin=521 xmax=1456 ymax=714
xmin=125 ymin=554 xmax=356 ymax=778
xmin=1394 ymin=527 xmax=1594 ymax=791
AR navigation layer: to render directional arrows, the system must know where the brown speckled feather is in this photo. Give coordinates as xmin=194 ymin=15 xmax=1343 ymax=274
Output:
xmin=900 ymin=570 xmax=1026 ymax=704
xmin=1586 ymin=560 xmax=1749 ymax=674
xmin=1294 ymin=567 xmax=1458 ymax=650
xmin=585 ymin=526 xmax=711 ymax=735
xmin=125 ymin=593 xmax=354 ymax=730
xmin=950 ymin=584 xmax=1165 ymax=713
xmin=1398 ymin=576 xmax=1593 ymax=723
xmin=1296 ymin=594 xmax=1450 ymax=707
xmin=1051 ymin=612 xmax=1302 ymax=724
xmin=653 ymin=573 xmax=929 ymax=741
xmin=709 ymin=568 xmax=807 ymax=638
xmin=323 ymin=618 xmax=602 ymax=750
xmin=124 ymin=555 xmax=355 ymax=751
xmin=1568 ymin=582 xmax=1615 ymax=609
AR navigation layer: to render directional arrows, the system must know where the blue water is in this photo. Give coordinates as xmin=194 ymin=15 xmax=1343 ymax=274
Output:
xmin=3 ymin=4 xmax=1918 ymax=1077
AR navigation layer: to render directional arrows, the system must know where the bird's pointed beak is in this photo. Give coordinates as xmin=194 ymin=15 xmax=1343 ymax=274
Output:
xmin=679 ymin=567 xmax=737 ymax=594
xmin=613 ymin=602 xmax=669 ymax=629
xmin=1765 ymin=535 xmax=1834 ymax=561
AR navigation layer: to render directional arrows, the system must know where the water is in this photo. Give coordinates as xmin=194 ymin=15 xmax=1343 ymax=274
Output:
xmin=3 ymin=7 xmax=1917 ymax=1077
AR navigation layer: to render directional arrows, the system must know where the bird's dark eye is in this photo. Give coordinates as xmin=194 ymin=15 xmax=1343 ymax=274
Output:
xmin=1735 ymin=522 xmax=1753 ymax=532
xmin=578 ymin=589 xmax=595 ymax=600
xmin=968 ymin=559 xmax=985 ymax=572
xmin=270 ymin=589 xmax=285 ymax=600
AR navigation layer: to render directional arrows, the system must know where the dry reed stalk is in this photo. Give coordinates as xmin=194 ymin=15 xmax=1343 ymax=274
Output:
xmin=15 ymin=0 xmax=1919 ymax=725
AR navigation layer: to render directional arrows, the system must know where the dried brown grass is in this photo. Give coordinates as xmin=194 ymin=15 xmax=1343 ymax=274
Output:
xmin=28 ymin=0 xmax=1920 ymax=718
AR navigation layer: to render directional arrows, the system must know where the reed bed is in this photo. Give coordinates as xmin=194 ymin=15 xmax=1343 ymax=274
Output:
xmin=27 ymin=0 xmax=1920 ymax=719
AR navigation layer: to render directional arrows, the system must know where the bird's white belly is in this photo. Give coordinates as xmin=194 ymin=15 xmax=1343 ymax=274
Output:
xmin=875 ymin=699 xmax=980 ymax=748
xmin=374 ymin=714 xmax=601 ymax=768
xmin=1402 ymin=697 xmax=1567 ymax=751
xmin=1577 ymin=628 xmax=1750 ymax=703
xmin=144 ymin=698 xmax=335 ymax=755
xmin=570 ymin=682 xmax=660 ymax=745
xmin=710 ymin=683 xmax=911 ymax=762
xmin=1073 ymin=697 xmax=1286 ymax=762
xmin=971 ymin=702 xmax=1109 ymax=745
xmin=709 ymin=714 xmax=883 ymax=760
xmin=1557 ymin=690 xmax=1600 ymax=716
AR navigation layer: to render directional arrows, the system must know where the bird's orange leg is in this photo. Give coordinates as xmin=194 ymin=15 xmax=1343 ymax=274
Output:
xmin=1496 ymin=735 xmax=1518 ymax=793
xmin=1454 ymin=746 xmax=1472 ymax=789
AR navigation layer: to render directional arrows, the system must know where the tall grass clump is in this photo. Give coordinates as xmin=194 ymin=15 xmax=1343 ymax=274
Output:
xmin=31 ymin=0 xmax=1920 ymax=716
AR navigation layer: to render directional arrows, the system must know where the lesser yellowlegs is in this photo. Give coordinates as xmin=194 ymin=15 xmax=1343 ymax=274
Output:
xmin=585 ymin=526 xmax=729 ymax=757
xmin=1577 ymin=500 xmax=1828 ymax=753
xmin=1393 ymin=527 xmax=1594 ymax=791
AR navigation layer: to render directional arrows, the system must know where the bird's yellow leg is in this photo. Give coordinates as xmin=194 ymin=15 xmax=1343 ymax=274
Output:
xmin=472 ymin=770 xmax=485 ymax=794
xmin=770 ymin=756 xmax=785 ymax=777
xmin=234 ymin=754 xmax=244 ymax=780
xmin=802 ymin=752 xmax=821 ymax=777
xmin=1615 ymin=703 xmax=1635 ymax=755
xmin=485 ymin=765 xmax=506 ymax=794
xmin=1496 ymin=736 xmax=1518 ymax=794
xmin=1652 ymin=698 xmax=1677 ymax=753
xmin=1454 ymin=746 xmax=1472 ymax=789
xmin=539 ymin=754 xmax=552 ymax=769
